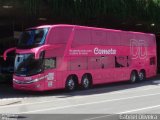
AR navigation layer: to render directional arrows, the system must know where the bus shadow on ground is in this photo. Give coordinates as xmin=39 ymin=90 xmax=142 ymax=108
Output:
xmin=0 ymin=75 xmax=160 ymax=100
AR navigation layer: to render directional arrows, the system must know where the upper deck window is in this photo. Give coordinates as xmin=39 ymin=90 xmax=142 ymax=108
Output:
xmin=47 ymin=27 xmax=72 ymax=44
xmin=17 ymin=28 xmax=49 ymax=48
xmin=72 ymin=29 xmax=91 ymax=47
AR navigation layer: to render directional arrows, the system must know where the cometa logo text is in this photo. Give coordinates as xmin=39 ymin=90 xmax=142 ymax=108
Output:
xmin=94 ymin=47 xmax=116 ymax=55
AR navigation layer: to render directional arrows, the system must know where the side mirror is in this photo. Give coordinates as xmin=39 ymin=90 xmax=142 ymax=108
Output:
xmin=3 ymin=47 xmax=16 ymax=61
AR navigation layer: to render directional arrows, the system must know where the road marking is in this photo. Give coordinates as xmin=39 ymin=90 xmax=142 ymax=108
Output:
xmin=82 ymin=104 xmax=160 ymax=120
xmin=119 ymin=104 xmax=160 ymax=114
xmin=83 ymin=114 xmax=114 ymax=120
xmin=0 ymin=85 xmax=159 ymax=109
xmin=19 ymin=92 xmax=160 ymax=114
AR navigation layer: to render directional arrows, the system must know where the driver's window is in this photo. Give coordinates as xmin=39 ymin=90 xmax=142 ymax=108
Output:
xmin=44 ymin=58 xmax=56 ymax=70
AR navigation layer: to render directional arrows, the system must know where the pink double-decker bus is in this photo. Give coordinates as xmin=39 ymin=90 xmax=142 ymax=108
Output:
xmin=4 ymin=24 xmax=157 ymax=91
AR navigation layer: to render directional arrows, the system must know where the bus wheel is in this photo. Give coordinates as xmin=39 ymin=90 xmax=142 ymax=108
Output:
xmin=130 ymin=71 xmax=138 ymax=83
xmin=139 ymin=70 xmax=146 ymax=81
xmin=65 ymin=76 xmax=77 ymax=91
xmin=81 ymin=74 xmax=92 ymax=89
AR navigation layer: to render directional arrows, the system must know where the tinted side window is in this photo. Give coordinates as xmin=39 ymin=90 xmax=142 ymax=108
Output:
xmin=44 ymin=58 xmax=56 ymax=70
xmin=48 ymin=27 xmax=72 ymax=44
xmin=115 ymin=56 xmax=130 ymax=68
xmin=92 ymin=30 xmax=106 ymax=45
xmin=150 ymin=57 xmax=156 ymax=65
xmin=72 ymin=29 xmax=91 ymax=47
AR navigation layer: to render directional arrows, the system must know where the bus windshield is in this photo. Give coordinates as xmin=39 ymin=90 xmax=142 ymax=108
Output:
xmin=14 ymin=53 xmax=44 ymax=76
xmin=17 ymin=28 xmax=49 ymax=48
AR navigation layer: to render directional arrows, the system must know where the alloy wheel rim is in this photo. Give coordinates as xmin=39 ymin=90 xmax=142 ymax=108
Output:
xmin=68 ymin=79 xmax=75 ymax=90
xmin=139 ymin=72 xmax=144 ymax=81
xmin=132 ymin=74 xmax=136 ymax=82
xmin=83 ymin=78 xmax=89 ymax=88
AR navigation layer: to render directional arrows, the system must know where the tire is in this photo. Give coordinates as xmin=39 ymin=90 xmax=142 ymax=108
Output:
xmin=139 ymin=70 xmax=146 ymax=81
xmin=65 ymin=76 xmax=77 ymax=91
xmin=130 ymin=71 xmax=138 ymax=83
xmin=81 ymin=74 xmax=91 ymax=89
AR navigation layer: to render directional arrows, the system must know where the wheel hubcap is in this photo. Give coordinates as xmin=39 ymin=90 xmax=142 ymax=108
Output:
xmin=68 ymin=79 xmax=75 ymax=90
xmin=83 ymin=78 xmax=89 ymax=88
xmin=139 ymin=72 xmax=144 ymax=81
xmin=131 ymin=74 xmax=136 ymax=82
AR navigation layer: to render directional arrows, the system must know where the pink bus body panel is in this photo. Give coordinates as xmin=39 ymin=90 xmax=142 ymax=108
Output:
xmin=10 ymin=24 xmax=156 ymax=91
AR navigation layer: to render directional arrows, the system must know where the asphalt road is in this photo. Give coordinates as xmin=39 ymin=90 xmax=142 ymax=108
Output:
xmin=1 ymin=76 xmax=160 ymax=120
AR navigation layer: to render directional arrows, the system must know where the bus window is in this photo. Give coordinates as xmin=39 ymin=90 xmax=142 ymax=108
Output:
xmin=72 ymin=29 xmax=91 ymax=47
xmin=18 ymin=28 xmax=49 ymax=48
xmin=44 ymin=58 xmax=56 ymax=70
xmin=92 ymin=30 xmax=106 ymax=45
xmin=14 ymin=53 xmax=44 ymax=76
xmin=48 ymin=27 xmax=72 ymax=44
xmin=115 ymin=56 xmax=129 ymax=68
xmin=150 ymin=57 xmax=156 ymax=65
xmin=34 ymin=29 xmax=45 ymax=44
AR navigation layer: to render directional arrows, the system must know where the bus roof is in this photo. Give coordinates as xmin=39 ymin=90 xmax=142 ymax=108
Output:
xmin=29 ymin=24 xmax=154 ymax=36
